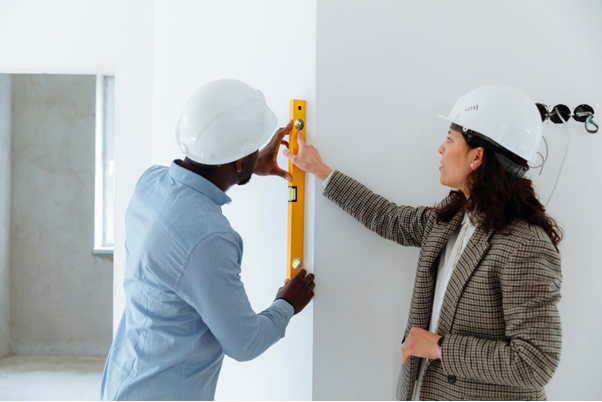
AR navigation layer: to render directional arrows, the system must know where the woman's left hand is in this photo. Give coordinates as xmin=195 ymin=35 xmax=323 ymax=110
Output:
xmin=401 ymin=327 xmax=442 ymax=364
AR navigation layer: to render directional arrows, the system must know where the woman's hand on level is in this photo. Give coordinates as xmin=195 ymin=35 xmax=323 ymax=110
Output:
xmin=282 ymin=131 xmax=333 ymax=182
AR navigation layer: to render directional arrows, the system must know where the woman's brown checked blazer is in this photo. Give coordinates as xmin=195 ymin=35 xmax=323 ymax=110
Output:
xmin=323 ymin=171 xmax=562 ymax=401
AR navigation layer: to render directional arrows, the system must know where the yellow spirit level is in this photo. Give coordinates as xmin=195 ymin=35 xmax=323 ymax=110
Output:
xmin=287 ymin=99 xmax=306 ymax=279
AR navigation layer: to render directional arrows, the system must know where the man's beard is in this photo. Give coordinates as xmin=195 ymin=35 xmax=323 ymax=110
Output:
xmin=237 ymin=150 xmax=258 ymax=186
xmin=238 ymin=171 xmax=253 ymax=186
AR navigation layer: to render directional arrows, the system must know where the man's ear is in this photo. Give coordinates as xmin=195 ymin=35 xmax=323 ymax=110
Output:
xmin=235 ymin=158 xmax=243 ymax=173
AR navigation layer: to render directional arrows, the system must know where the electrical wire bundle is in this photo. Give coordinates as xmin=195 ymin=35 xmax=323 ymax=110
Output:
xmin=531 ymin=103 xmax=597 ymax=206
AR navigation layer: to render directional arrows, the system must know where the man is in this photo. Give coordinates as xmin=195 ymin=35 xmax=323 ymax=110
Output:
xmin=101 ymin=79 xmax=315 ymax=401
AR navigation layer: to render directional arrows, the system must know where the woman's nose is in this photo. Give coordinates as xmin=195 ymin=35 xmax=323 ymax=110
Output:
xmin=438 ymin=144 xmax=444 ymax=155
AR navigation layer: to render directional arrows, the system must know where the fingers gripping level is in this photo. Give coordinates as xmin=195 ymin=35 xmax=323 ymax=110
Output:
xmin=287 ymin=100 xmax=306 ymax=279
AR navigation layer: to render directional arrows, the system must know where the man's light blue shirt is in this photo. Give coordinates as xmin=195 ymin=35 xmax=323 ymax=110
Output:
xmin=101 ymin=160 xmax=294 ymax=401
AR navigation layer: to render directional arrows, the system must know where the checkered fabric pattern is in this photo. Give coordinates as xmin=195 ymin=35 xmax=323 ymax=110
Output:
xmin=323 ymin=171 xmax=562 ymax=401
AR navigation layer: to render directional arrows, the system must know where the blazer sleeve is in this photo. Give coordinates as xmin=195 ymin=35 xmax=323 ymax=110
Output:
xmin=441 ymin=235 xmax=562 ymax=388
xmin=322 ymin=170 xmax=433 ymax=248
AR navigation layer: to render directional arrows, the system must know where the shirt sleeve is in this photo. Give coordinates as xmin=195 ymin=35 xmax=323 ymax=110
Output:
xmin=175 ymin=233 xmax=294 ymax=362
xmin=322 ymin=170 xmax=335 ymax=187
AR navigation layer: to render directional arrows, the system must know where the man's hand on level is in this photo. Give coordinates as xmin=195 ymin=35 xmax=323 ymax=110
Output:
xmin=254 ymin=119 xmax=294 ymax=182
xmin=275 ymin=269 xmax=315 ymax=315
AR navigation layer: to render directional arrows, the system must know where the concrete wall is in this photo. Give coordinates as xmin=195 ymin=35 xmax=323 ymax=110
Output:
xmin=0 ymin=0 xmax=154 ymax=334
xmin=10 ymin=74 xmax=112 ymax=355
xmin=0 ymin=74 xmax=11 ymax=358
xmin=152 ymin=1 xmax=316 ymax=400
xmin=313 ymin=0 xmax=602 ymax=400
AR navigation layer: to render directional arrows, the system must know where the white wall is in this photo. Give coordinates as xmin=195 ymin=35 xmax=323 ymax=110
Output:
xmin=0 ymin=0 xmax=153 ymax=333
xmin=9 ymin=74 xmax=112 ymax=355
xmin=0 ymin=74 xmax=11 ymax=358
xmin=3 ymin=0 xmax=601 ymax=400
xmin=152 ymin=1 xmax=316 ymax=400
xmin=313 ymin=0 xmax=602 ymax=400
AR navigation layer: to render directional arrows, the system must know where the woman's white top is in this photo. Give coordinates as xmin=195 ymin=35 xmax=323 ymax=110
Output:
xmin=412 ymin=212 xmax=476 ymax=401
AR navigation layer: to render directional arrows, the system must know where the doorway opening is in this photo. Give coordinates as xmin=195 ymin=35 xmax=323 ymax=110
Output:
xmin=0 ymin=73 xmax=114 ymax=400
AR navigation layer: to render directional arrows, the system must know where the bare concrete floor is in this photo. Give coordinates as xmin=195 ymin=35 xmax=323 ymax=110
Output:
xmin=0 ymin=355 xmax=106 ymax=401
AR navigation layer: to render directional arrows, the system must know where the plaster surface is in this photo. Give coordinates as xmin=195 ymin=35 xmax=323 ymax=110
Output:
xmin=152 ymin=1 xmax=316 ymax=399
xmin=0 ymin=355 xmax=105 ymax=401
xmin=0 ymin=74 xmax=11 ymax=358
xmin=10 ymin=74 xmax=112 ymax=355
xmin=313 ymin=1 xmax=602 ymax=400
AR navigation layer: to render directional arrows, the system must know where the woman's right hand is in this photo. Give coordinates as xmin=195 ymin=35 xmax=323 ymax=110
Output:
xmin=282 ymin=131 xmax=333 ymax=182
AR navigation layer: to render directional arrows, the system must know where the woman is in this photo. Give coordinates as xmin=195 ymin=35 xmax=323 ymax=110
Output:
xmin=283 ymin=85 xmax=562 ymax=401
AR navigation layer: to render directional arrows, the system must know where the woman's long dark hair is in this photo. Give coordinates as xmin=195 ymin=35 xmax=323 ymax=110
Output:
xmin=435 ymin=142 xmax=563 ymax=251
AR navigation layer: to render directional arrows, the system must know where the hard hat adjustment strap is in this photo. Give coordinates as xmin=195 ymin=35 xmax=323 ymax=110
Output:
xmin=450 ymin=123 xmax=528 ymax=178
xmin=494 ymin=153 xmax=528 ymax=178
xmin=467 ymin=133 xmax=528 ymax=178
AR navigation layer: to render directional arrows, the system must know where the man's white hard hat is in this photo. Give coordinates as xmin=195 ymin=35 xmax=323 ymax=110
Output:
xmin=175 ymin=79 xmax=278 ymax=165
xmin=438 ymin=85 xmax=543 ymax=163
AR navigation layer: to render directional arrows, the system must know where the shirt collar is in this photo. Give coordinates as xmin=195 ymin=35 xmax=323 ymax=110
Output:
xmin=169 ymin=160 xmax=232 ymax=206
xmin=462 ymin=211 xmax=476 ymax=228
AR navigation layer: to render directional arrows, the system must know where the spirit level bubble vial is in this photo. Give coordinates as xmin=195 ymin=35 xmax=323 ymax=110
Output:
xmin=287 ymin=99 xmax=306 ymax=279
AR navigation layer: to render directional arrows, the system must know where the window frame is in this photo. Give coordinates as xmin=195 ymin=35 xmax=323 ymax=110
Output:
xmin=93 ymin=75 xmax=115 ymax=254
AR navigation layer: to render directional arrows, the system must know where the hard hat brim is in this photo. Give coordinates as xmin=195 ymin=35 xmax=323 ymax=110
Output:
xmin=437 ymin=114 xmax=456 ymax=126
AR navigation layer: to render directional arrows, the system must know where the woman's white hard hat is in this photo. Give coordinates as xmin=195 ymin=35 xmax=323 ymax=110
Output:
xmin=175 ymin=78 xmax=278 ymax=165
xmin=438 ymin=85 xmax=543 ymax=163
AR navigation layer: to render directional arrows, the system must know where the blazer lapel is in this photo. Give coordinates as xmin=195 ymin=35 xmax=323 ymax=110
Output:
xmin=409 ymin=209 xmax=464 ymax=335
xmin=435 ymin=223 xmax=493 ymax=336
xmin=420 ymin=211 xmax=465 ymax=277
xmin=402 ymin=209 xmax=465 ymax=400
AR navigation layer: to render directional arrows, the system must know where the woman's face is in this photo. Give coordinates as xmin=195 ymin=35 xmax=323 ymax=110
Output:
xmin=438 ymin=129 xmax=476 ymax=191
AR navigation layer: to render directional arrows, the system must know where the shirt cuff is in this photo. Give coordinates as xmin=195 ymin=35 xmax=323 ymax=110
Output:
xmin=322 ymin=170 xmax=335 ymax=187
xmin=272 ymin=298 xmax=295 ymax=320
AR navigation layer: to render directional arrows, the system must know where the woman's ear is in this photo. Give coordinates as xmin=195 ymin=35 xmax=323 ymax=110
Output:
xmin=470 ymin=147 xmax=484 ymax=170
